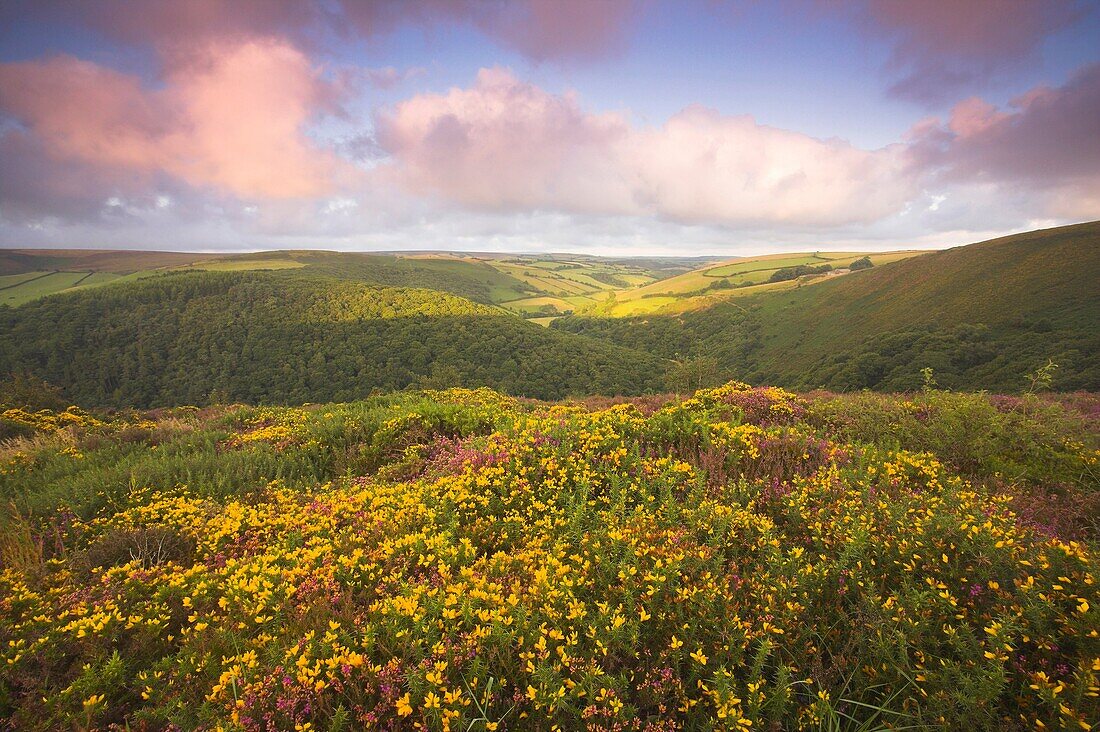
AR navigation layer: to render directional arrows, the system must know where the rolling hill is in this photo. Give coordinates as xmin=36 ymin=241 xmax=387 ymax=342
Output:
xmin=0 ymin=270 xmax=665 ymax=406
xmin=0 ymin=250 xmax=539 ymax=307
xmin=554 ymin=221 xmax=1100 ymax=392
xmin=584 ymin=249 xmax=927 ymax=317
xmin=1 ymin=222 xmax=1096 ymax=400
xmin=0 ymin=248 xmax=709 ymax=313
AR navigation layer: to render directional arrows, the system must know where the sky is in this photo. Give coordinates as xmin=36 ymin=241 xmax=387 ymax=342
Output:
xmin=0 ymin=0 xmax=1098 ymax=256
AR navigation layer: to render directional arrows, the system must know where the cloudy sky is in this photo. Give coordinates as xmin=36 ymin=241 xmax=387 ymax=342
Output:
xmin=1 ymin=0 xmax=1098 ymax=255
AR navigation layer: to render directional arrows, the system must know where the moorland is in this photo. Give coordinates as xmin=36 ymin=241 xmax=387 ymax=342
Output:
xmin=0 ymin=221 xmax=1097 ymax=730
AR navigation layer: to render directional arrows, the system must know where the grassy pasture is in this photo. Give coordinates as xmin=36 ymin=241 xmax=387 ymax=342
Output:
xmin=0 ymin=271 xmax=98 ymax=307
xmin=484 ymin=256 xmax=665 ymax=314
xmin=704 ymin=253 xmax=829 ymax=277
xmin=0 ymin=272 xmax=53 ymax=289
xmin=503 ymin=295 xmax=577 ymax=314
xmin=600 ymin=250 xmax=928 ymax=316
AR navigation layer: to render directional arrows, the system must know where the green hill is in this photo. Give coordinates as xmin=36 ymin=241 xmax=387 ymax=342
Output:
xmin=0 ymin=249 xmax=541 ymax=307
xmin=555 ymin=222 xmax=1100 ymax=392
xmin=0 ymin=270 xmax=664 ymax=406
xmin=0 ymin=248 xmax=704 ymax=312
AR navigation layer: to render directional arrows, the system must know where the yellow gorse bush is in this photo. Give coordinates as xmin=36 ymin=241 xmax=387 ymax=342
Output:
xmin=0 ymin=382 xmax=1097 ymax=730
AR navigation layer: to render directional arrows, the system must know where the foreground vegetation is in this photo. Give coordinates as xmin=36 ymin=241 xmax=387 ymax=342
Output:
xmin=1 ymin=382 xmax=1097 ymax=730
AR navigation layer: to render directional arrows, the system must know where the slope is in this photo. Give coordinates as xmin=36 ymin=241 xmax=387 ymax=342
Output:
xmin=0 ymin=270 xmax=665 ymax=406
xmin=554 ymin=221 xmax=1100 ymax=391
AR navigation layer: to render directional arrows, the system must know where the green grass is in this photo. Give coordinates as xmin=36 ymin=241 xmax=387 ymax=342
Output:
xmin=555 ymin=221 xmax=1100 ymax=392
xmin=705 ymin=254 xmax=830 ymax=277
xmin=176 ymin=258 xmax=306 ymax=272
xmin=0 ymin=271 xmax=52 ymax=289
xmin=597 ymin=251 xmax=926 ymax=316
xmin=0 ymin=271 xmax=97 ymax=306
xmin=503 ymin=296 xmax=577 ymax=314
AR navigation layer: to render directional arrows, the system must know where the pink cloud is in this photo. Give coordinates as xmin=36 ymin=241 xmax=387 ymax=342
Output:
xmin=376 ymin=68 xmax=916 ymax=226
xmin=910 ymin=63 xmax=1100 ymax=218
xmin=627 ymin=106 xmax=913 ymax=226
xmin=0 ymin=39 xmax=352 ymax=201
xmin=376 ymin=68 xmax=632 ymax=213
xmin=6 ymin=0 xmax=639 ymax=64
xmin=834 ymin=0 xmax=1086 ymax=102
xmin=946 ymin=98 xmax=1009 ymax=137
xmin=479 ymin=0 xmax=639 ymax=63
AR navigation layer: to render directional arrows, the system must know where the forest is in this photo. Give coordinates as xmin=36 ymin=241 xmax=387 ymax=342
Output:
xmin=0 ymin=272 xmax=664 ymax=406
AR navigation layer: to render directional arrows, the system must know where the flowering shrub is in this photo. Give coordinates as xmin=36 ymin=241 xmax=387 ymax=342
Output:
xmin=0 ymin=383 xmax=1097 ymax=730
xmin=1 ymin=405 xmax=106 ymax=435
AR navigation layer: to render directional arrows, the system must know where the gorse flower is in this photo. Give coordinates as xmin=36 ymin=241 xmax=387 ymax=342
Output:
xmin=0 ymin=383 xmax=1096 ymax=730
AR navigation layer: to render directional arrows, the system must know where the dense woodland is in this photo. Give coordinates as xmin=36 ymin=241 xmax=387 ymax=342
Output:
xmin=0 ymin=272 xmax=663 ymax=406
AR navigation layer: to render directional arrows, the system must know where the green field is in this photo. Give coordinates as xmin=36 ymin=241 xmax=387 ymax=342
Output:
xmin=504 ymin=295 xmax=578 ymax=314
xmin=0 ymin=249 xmax=710 ymax=314
xmin=0 ymin=271 xmax=99 ymax=307
xmin=589 ymin=250 xmax=926 ymax=316
xmin=555 ymin=222 xmax=1100 ymax=392
xmin=704 ymin=254 xmax=831 ymax=277
xmin=0 ymin=271 xmax=52 ymax=289
xmin=484 ymin=255 xmax=670 ymax=313
xmin=176 ymin=258 xmax=306 ymax=272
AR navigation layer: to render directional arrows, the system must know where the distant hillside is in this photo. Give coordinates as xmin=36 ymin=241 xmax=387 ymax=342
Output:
xmin=0 ymin=270 xmax=665 ymax=406
xmin=586 ymin=249 xmax=927 ymax=317
xmin=0 ymin=249 xmax=540 ymax=307
xmin=555 ymin=222 xmax=1100 ymax=392
xmin=0 ymin=248 xmax=703 ymax=312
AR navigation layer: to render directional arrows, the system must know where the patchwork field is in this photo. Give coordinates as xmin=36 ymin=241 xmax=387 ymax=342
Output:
xmin=0 ymin=249 xmax=715 ymax=312
xmin=593 ymin=250 xmax=928 ymax=316
xmin=0 ymin=271 xmax=103 ymax=307
xmin=0 ymin=247 xmax=918 ymax=316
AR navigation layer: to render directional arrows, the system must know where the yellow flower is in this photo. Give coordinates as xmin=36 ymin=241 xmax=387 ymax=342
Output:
xmin=396 ymin=693 xmax=412 ymax=716
xmin=690 ymin=648 xmax=708 ymax=665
